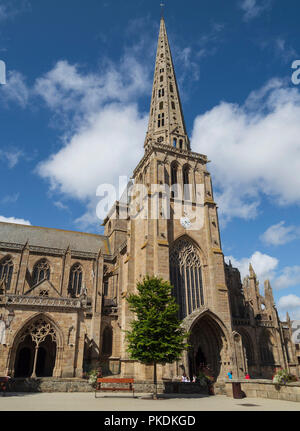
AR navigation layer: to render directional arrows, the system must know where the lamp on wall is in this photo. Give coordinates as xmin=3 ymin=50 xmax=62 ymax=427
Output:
xmin=5 ymin=311 xmax=14 ymax=328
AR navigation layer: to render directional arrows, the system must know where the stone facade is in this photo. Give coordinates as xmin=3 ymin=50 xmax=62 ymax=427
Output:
xmin=0 ymin=17 xmax=297 ymax=383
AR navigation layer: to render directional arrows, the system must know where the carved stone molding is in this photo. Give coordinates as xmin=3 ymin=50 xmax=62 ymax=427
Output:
xmin=5 ymin=294 xmax=82 ymax=309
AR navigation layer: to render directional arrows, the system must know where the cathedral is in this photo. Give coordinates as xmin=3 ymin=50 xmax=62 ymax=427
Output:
xmin=0 ymin=17 xmax=298 ymax=383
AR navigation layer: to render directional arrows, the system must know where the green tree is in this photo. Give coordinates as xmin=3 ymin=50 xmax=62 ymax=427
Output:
xmin=125 ymin=275 xmax=189 ymax=398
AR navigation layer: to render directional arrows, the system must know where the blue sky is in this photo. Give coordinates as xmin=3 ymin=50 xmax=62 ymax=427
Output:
xmin=1 ymin=0 xmax=300 ymax=318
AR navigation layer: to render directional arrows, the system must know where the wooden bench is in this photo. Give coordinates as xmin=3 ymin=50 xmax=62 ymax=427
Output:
xmin=95 ymin=378 xmax=135 ymax=398
xmin=0 ymin=377 xmax=10 ymax=396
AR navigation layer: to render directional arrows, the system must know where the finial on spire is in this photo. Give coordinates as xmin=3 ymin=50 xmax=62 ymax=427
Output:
xmin=160 ymin=1 xmax=165 ymax=18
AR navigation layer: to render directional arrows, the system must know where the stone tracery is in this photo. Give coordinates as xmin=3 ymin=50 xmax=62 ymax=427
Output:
xmin=170 ymin=238 xmax=204 ymax=319
xmin=20 ymin=318 xmax=57 ymax=346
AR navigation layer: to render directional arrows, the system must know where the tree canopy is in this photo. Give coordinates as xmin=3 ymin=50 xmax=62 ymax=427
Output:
xmin=125 ymin=275 xmax=189 ymax=366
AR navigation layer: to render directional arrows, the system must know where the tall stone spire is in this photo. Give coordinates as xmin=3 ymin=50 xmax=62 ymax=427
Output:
xmin=144 ymin=17 xmax=190 ymax=151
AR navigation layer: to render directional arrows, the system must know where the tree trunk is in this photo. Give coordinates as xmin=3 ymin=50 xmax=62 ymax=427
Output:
xmin=153 ymin=362 xmax=157 ymax=399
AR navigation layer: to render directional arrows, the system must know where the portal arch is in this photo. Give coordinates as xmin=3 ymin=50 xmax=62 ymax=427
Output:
xmin=9 ymin=313 xmax=63 ymax=378
xmin=184 ymin=309 xmax=230 ymax=381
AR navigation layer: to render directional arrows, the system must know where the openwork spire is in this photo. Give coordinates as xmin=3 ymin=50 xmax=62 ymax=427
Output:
xmin=145 ymin=17 xmax=190 ymax=151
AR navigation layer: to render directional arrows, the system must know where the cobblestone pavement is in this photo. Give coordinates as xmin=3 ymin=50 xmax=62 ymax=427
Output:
xmin=0 ymin=393 xmax=300 ymax=411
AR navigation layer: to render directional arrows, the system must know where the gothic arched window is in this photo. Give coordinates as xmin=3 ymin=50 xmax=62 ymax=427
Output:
xmin=260 ymin=331 xmax=275 ymax=365
xmin=102 ymin=326 xmax=113 ymax=356
xmin=0 ymin=255 xmax=13 ymax=290
xmin=182 ymin=164 xmax=190 ymax=200
xmin=170 ymin=238 xmax=204 ymax=319
xmin=68 ymin=263 xmax=83 ymax=297
xmin=32 ymin=259 xmax=50 ymax=286
xmin=171 ymin=162 xmax=178 ymax=198
xmin=240 ymin=330 xmax=254 ymax=366
xmin=171 ymin=162 xmax=177 ymax=185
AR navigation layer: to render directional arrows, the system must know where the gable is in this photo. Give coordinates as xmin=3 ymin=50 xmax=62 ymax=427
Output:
xmin=25 ymin=279 xmax=62 ymax=298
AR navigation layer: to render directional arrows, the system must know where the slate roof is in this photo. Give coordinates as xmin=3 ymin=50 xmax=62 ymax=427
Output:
xmin=0 ymin=222 xmax=110 ymax=255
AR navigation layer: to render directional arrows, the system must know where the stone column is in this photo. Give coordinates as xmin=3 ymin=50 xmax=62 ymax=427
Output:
xmin=31 ymin=345 xmax=39 ymax=378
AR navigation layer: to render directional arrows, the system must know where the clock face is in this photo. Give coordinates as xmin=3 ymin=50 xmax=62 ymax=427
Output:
xmin=180 ymin=216 xmax=192 ymax=229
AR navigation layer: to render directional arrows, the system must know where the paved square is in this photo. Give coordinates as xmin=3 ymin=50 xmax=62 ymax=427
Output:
xmin=0 ymin=393 xmax=300 ymax=411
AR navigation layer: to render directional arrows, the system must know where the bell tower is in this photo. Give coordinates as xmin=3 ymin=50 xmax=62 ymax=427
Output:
xmin=124 ymin=16 xmax=232 ymax=326
xmin=117 ymin=14 xmax=241 ymax=381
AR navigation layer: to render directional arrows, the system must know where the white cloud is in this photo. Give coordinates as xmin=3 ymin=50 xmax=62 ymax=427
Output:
xmin=0 ymin=0 xmax=30 ymax=22
xmin=275 ymin=38 xmax=297 ymax=63
xmin=278 ymin=294 xmax=300 ymax=309
xmin=277 ymin=294 xmax=300 ymax=320
xmin=0 ymin=70 xmax=29 ymax=108
xmin=225 ymin=251 xmax=278 ymax=281
xmin=0 ymin=149 xmax=24 ymax=168
xmin=226 ymin=251 xmax=300 ymax=292
xmin=174 ymin=47 xmax=200 ymax=82
xmin=53 ymin=201 xmax=69 ymax=211
xmin=37 ymin=104 xmax=147 ymax=201
xmin=1 ymin=193 xmax=19 ymax=204
xmin=34 ymin=57 xmax=150 ymax=119
xmin=261 ymin=221 xmax=300 ymax=246
xmin=272 ymin=266 xmax=300 ymax=290
xmin=35 ymin=53 xmax=151 ymax=226
xmin=0 ymin=215 xmax=31 ymax=225
xmin=191 ymin=78 xmax=300 ymax=224
xmin=196 ymin=22 xmax=225 ymax=59
xmin=239 ymin=0 xmax=271 ymax=21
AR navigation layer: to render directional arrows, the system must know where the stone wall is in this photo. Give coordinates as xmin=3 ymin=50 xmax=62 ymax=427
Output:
xmin=225 ymin=379 xmax=300 ymax=402
xmin=5 ymin=378 xmax=208 ymax=394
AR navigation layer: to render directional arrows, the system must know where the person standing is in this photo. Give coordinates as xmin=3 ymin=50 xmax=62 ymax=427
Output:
xmin=227 ymin=370 xmax=233 ymax=380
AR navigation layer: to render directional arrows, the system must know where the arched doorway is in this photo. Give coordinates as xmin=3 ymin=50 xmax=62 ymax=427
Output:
xmin=35 ymin=335 xmax=56 ymax=377
xmin=13 ymin=317 xmax=57 ymax=378
xmin=188 ymin=313 xmax=228 ymax=381
xmin=14 ymin=335 xmax=34 ymax=377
